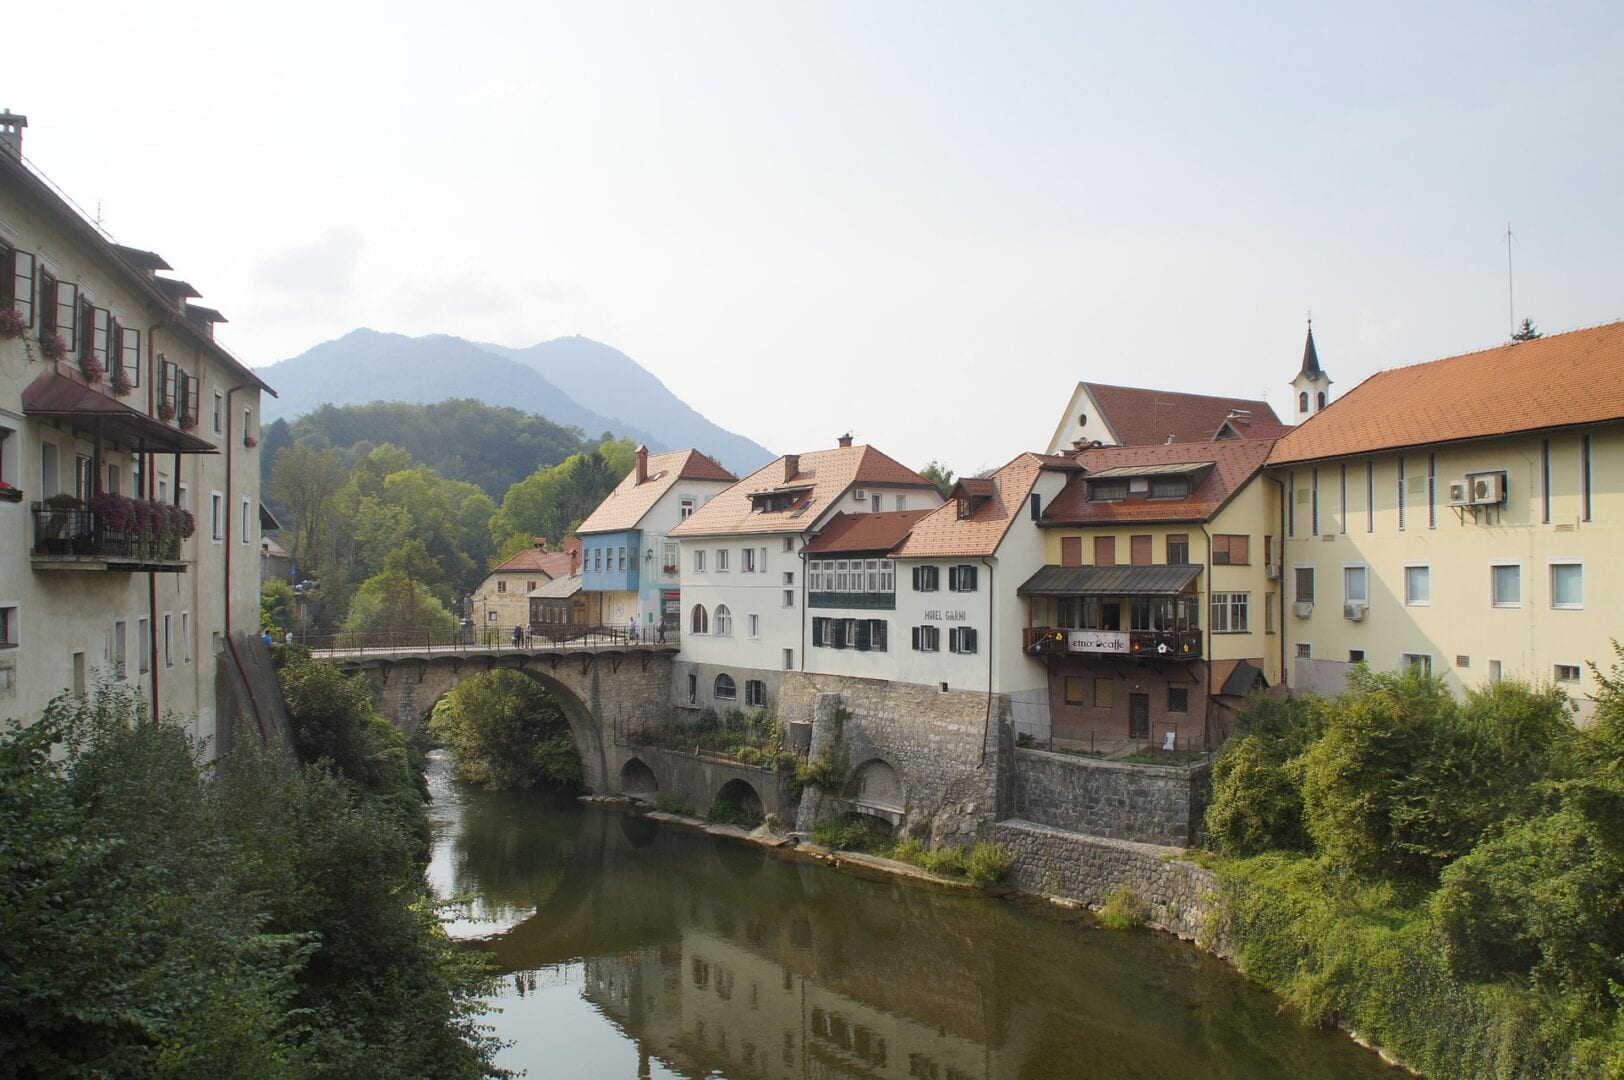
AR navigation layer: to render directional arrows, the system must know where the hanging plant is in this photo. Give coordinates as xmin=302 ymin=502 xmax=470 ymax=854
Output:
xmin=40 ymin=334 xmax=68 ymax=361
xmin=0 ymin=307 xmax=25 ymax=340
xmin=81 ymin=354 xmax=105 ymax=384
xmin=244 ymin=434 xmax=258 ymax=448
xmin=111 ymin=369 xmax=134 ymax=397
xmin=158 ymin=400 xmax=176 ymax=423
xmin=89 ymin=491 xmax=134 ymax=532
xmin=178 ymin=507 xmax=196 ymax=539
xmin=178 ymin=412 xmax=198 ymax=432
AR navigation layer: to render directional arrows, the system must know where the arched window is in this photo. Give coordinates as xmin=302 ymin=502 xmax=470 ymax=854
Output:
xmin=1316 ymin=391 xmax=1326 ymax=410
xmin=1298 ymin=391 xmax=1309 ymax=413
xmin=714 ymin=673 xmax=737 ymax=701
xmin=690 ymin=604 xmax=709 ymax=634
xmin=713 ymin=604 xmax=733 ymax=636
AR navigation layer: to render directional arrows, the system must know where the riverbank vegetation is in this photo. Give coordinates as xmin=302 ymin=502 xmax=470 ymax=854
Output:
xmin=811 ymin=814 xmax=1014 ymax=887
xmin=1204 ymin=656 xmax=1624 ymax=1077
xmin=427 ymin=670 xmax=584 ymax=791
xmin=0 ymin=680 xmax=502 ymax=1077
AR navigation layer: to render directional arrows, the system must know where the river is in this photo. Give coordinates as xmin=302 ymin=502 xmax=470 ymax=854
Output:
xmin=425 ymin=752 xmax=1395 ymax=1079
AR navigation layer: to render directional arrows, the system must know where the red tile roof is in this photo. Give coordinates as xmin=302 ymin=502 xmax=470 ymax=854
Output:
xmin=1042 ymin=439 xmax=1275 ymax=525
xmin=491 ymin=546 xmax=576 ymax=579
xmin=891 ymin=453 xmax=1077 ymax=559
xmin=1269 ymin=320 xmax=1624 ymax=465
xmin=671 ymin=444 xmax=939 ymax=537
xmin=577 ymin=448 xmax=738 ymax=534
xmin=1081 ymin=383 xmax=1281 ymax=447
xmin=802 ymin=510 xmax=934 ymax=554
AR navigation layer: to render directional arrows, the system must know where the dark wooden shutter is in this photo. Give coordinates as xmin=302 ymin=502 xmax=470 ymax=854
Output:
xmin=1061 ymin=537 xmax=1082 ymax=567
xmin=911 ymin=626 xmax=921 ymax=651
xmin=871 ymin=621 xmax=887 ymax=652
xmin=966 ymin=628 xmax=977 ymax=653
xmin=79 ymin=297 xmax=93 ymax=359
xmin=812 ymin=618 xmax=824 ymax=647
xmin=1131 ymin=535 xmax=1152 ymax=566
xmin=856 ymin=620 xmax=871 ymax=651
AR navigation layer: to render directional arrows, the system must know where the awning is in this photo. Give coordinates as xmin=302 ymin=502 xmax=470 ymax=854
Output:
xmin=22 ymin=370 xmax=217 ymax=454
xmin=1017 ymin=563 xmax=1203 ymax=597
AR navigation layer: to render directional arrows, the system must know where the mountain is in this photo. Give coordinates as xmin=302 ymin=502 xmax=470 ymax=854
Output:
xmin=256 ymin=329 xmax=774 ymax=475
xmin=479 ymin=337 xmax=773 ymax=479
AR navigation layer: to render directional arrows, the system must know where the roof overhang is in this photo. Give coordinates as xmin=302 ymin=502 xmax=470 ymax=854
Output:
xmin=1017 ymin=563 xmax=1203 ymax=597
xmin=22 ymin=369 xmax=218 ymax=454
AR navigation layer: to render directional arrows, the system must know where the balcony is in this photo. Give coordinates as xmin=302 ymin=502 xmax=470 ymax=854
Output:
xmin=1024 ymin=626 xmax=1202 ymax=661
xmin=31 ymin=502 xmax=191 ymax=573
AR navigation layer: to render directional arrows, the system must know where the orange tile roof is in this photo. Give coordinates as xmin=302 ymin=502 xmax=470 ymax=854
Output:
xmin=578 ymin=448 xmax=738 ymax=534
xmin=1042 ymin=439 xmax=1274 ymax=525
xmin=890 ymin=453 xmax=1076 ymax=559
xmin=1269 ymin=320 xmax=1624 ymax=465
xmin=1083 ymin=384 xmax=1281 ymax=447
xmin=491 ymin=547 xmax=576 ymax=578
xmin=802 ymin=510 xmax=934 ymax=554
xmin=671 ymin=444 xmax=939 ymax=537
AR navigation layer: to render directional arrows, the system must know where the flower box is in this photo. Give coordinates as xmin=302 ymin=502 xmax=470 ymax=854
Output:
xmin=40 ymin=334 xmax=67 ymax=361
xmin=0 ymin=307 xmax=25 ymax=340
xmin=0 ymin=485 xmax=22 ymax=503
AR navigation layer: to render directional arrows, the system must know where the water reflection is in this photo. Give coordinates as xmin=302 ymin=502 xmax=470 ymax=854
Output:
xmin=426 ymin=754 xmax=1394 ymax=1078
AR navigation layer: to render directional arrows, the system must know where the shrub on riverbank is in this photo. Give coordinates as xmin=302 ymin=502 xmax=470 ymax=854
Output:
xmin=0 ymin=685 xmax=503 ymax=1077
xmin=810 ymin=815 xmax=1014 ymax=887
xmin=1205 ymin=658 xmax=1624 ymax=1077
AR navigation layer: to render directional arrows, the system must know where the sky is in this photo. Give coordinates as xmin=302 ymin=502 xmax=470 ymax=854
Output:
xmin=8 ymin=1 xmax=1623 ymax=474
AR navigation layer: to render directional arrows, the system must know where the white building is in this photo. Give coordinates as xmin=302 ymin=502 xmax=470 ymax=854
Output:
xmin=1 ymin=110 xmax=273 ymax=747
xmin=668 ymin=436 xmax=942 ymax=712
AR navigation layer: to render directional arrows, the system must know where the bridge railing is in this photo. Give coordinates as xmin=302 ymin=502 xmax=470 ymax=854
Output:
xmin=297 ymin=624 xmax=680 ymax=655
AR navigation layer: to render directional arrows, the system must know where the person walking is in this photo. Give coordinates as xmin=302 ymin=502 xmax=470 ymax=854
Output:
xmin=627 ymin=616 xmax=638 ymax=642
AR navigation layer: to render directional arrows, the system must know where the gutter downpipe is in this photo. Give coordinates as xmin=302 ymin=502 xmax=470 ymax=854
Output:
xmin=980 ymin=556 xmax=995 ymax=767
xmin=1199 ymin=522 xmax=1214 ymax=750
xmin=1271 ymin=472 xmax=1288 ymax=691
xmin=146 ymin=322 xmax=162 ymax=716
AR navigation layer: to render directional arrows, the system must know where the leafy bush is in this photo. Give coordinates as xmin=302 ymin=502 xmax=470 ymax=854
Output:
xmin=916 ymin=845 xmax=968 ymax=876
xmin=811 ymin=813 xmax=890 ymax=852
xmin=655 ymin=794 xmax=695 ymax=816
xmin=965 ymin=841 xmax=1015 ymax=887
xmin=1097 ymin=886 xmax=1148 ymax=930
xmin=427 ymin=669 xmax=583 ymax=791
xmin=706 ymin=797 xmax=762 ymax=828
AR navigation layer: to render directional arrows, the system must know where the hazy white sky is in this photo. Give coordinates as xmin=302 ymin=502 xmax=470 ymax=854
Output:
xmin=10 ymin=1 xmax=1623 ymax=472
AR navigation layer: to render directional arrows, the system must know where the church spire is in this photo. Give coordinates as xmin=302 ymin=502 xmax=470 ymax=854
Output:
xmin=1298 ymin=316 xmax=1322 ymax=380
xmin=1290 ymin=314 xmax=1332 ymax=424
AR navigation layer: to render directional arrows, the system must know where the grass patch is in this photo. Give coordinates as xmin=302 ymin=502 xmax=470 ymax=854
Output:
xmin=705 ymin=798 xmax=763 ymax=829
xmin=1097 ymin=886 xmax=1148 ymax=930
xmin=654 ymin=794 xmax=695 ymax=816
xmin=965 ymin=841 xmax=1015 ymax=887
xmin=860 ymin=835 xmax=1015 ymax=888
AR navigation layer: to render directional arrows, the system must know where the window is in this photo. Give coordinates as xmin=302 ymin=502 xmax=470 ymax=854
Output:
xmin=1093 ymin=678 xmax=1114 ymax=709
xmin=1211 ymin=592 xmax=1250 ymax=633
xmin=618 ymin=546 xmax=627 ymax=572
xmin=1582 ymin=434 xmax=1593 ymax=522
xmin=1540 ymin=439 xmax=1551 ymax=524
xmin=1555 ymin=663 xmax=1581 ymax=685
xmin=714 ymin=674 xmax=736 ymax=701
xmin=1455 ymin=655 xmax=1471 ymax=669
xmin=1 ymin=242 xmax=37 ymax=327
xmin=1166 ymin=534 xmax=1189 ymax=565
xmin=1064 ymin=676 xmax=1086 ymax=705
xmin=745 ymin=679 xmax=766 ymax=707
xmin=1088 ymin=480 xmax=1128 ymax=501
xmin=72 ymin=651 xmax=86 ymax=697
xmin=1349 ymin=649 xmax=1365 ymax=663
xmin=163 ymin=612 xmax=173 ymax=668
xmin=783 ymin=537 xmax=794 ymax=552
xmin=742 ymin=547 xmax=756 ymax=572
xmin=0 ymin=604 xmax=19 ymax=649
xmin=1402 ymin=653 xmax=1433 ymax=677
xmin=1404 ymin=565 xmax=1430 ymax=606
xmin=949 ymin=626 xmax=978 ymax=654
xmin=679 ymin=497 xmax=695 ymax=519
xmin=1295 ymin=643 xmax=1312 ymax=659
xmin=1212 ymin=534 xmax=1249 ymax=565
xmin=948 ymin=565 xmax=978 ymax=592
xmin=1149 ymin=476 xmax=1189 ymax=499
xmin=1094 ymin=536 xmax=1115 ymax=566
xmin=687 ymin=673 xmax=697 ymax=703
xmin=487 ymin=611 xmax=498 ymax=623
xmin=1550 ymin=562 xmax=1583 ymax=609
xmin=1130 ymin=535 xmax=1152 ymax=566
xmin=241 ymin=495 xmax=252 ymax=544
xmin=1491 ymin=563 xmax=1521 ymax=608
xmin=662 ymin=542 xmax=677 ymax=570
xmin=1264 ymin=591 xmax=1275 ymax=633
xmin=180 ymin=612 xmax=190 ymax=663
xmin=1298 ymin=391 xmax=1309 ymax=413
xmin=1343 ymin=564 xmax=1368 ymax=604
xmin=713 ymin=605 xmax=733 ymax=636
xmin=747 ymin=614 xmax=759 ymax=638
xmin=213 ymin=391 xmax=224 ymax=434
xmin=693 ymin=549 xmax=706 ymax=573
xmin=592 ymin=548 xmax=602 ymax=572
xmin=1167 ymin=685 xmax=1189 ymax=713
xmin=782 ymin=590 xmax=794 ymax=608
xmin=1294 ymin=566 xmax=1315 ymax=604
xmin=210 ymin=492 xmax=224 ymax=542
xmin=911 ymin=625 xmax=941 ymax=652
xmin=1060 ymin=537 xmax=1082 ymax=567
xmin=690 ymin=605 xmax=708 ymax=634
xmin=912 ymin=566 xmax=940 ymax=592
xmin=496 ymin=580 xmax=507 ymax=593
xmin=527 ymin=581 xmax=537 ymax=592
xmin=716 ymin=548 xmax=729 ymax=572
xmin=782 ymin=648 xmax=794 ymax=670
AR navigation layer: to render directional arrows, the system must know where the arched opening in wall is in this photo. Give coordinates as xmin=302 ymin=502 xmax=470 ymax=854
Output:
xmin=691 ymin=604 xmax=709 ymax=634
xmin=619 ymin=757 xmax=659 ymax=798
xmin=1317 ymin=391 xmax=1327 ymax=410
xmin=1298 ymin=391 xmax=1309 ymax=413
xmin=709 ymin=777 xmax=764 ymax=829
xmin=426 ymin=669 xmax=594 ymax=793
xmin=845 ymin=757 xmax=904 ymax=814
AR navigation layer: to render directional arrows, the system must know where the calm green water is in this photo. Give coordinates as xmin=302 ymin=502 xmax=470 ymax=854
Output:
xmin=426 ymin=753 xmax=1395 ymax=1079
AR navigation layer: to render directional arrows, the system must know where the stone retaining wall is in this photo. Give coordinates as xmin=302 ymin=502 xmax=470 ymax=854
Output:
xmin=994 ymin=818 xmax=1221 ymax=944
xmin=1011 ymin=747 xmax=1208 ymax=847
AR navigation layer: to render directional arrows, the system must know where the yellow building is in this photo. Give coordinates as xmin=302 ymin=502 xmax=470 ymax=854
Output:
xmin=1268 ymin=320 xmax=1624 ymax=719
xmin=470 ymin=537 xmax=578 ymax=636
xmin=1018 ymin=439 xmax=1282 ymax=752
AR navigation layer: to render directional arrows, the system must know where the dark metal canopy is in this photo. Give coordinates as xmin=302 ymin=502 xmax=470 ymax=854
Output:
xmin=1017 ymin=563 xmax=1203 ymax=597
xmin=22 ymin=370 xmax=217 ymax=454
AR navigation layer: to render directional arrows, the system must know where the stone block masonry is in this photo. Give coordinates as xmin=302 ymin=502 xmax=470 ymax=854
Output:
xmin=994 ymin=819 xmax=1221 ymax=944
xmin=1011 ymin=746 xmax=1208 ymax=847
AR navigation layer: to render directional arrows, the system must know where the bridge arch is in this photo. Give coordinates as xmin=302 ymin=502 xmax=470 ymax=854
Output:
xmin=619 ymin=757 xmax=660 ymax=798
xmin=713 ymin=777 xmax=764 ymax=823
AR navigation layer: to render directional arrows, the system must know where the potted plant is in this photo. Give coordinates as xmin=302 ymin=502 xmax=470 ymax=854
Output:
xmin=0 ymin=307 xmax=25 ymax=340
xmin=178 ymin=412 xmax=197 ymax=432
xmin=40 ymin=333 xmax=67 ymax=361
xmin=41 ymin=492 xmax=84 ymax=553
xmin=0 ymin=479 xmax=22 ymax=503
xmin=244 ymin=434 xmax=258 ymax=448
xmin=111 ymin=368 xmax=133 ymax=397
xmin=158 ymin=400 xmax=176 ymax=423
xmin=81 ymin=354 xmax=105 ymax=384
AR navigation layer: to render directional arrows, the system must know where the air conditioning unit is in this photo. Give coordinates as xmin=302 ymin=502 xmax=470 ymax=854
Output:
xmin=1265 ymin=562 xmax=1281 ymax=580
xmin=1470 ymin=474 xmax=1505 ymax=505
xmin=1293 ymin=601 xmax=1314 ymax=618
xmin=852 ymin=489 xmax=868 ymax=501
xmin=1447 ymin=481 xmax=1470 ymax=507
xmin=1343 ymin=602 xmax=1367 ymax=621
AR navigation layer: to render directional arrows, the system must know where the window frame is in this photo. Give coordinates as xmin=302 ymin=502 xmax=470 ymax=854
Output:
xmin=1210 ymin=591 xmax=1250 ymax=633
xmin=1403 ymin=562 xmax=1431 ymax=607
xmin=1489 ymin=560 xmax=1522 ymax=609
xmin=713 ymin=673 xmax=736 ymax=701
xmin=1548 ymin=559 xmax=1583 ymax=610
xmin=1342 ymin=562 xmax=1368 ymax=605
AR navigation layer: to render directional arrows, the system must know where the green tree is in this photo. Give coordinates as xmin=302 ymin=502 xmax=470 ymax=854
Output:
xmin=1511 ymin=318 xmax=1543 ymax=342
xmin=269 ymin=444 xmax=347 ymax=571
xmin=261 ymin=579 xmax=297 ymax=634
xmin=490 ymin=450 xmax=618 ymax=552
xmin=920 ymin=459 xmax=955 ymax=497
xmin=428 ymin=670 xmax=583 ymax=791
xmin=338 ymin=570 xmax=457 ymax=642
xmin=1204 ymin=694 xmax=1320 ymax=856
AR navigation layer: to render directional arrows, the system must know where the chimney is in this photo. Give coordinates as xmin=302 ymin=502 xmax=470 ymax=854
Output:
xmin=532 ymin=536 xmax=548 ymax=551
xmin=634 ymin=444 xmax=649 ymax=485
xmin=837 ymin=433 xmax=853 ymax=448
xmin=783 ymin=454 xmax=800 ymax=483
xmin=0 ymin=111 xmax=26 ymax=160
xmin=563 ymin=536 xmax=582 ymax=570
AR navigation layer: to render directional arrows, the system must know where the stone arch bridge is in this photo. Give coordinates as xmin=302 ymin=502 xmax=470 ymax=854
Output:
xmin=316 ymin=639 xmax=796 ymax=819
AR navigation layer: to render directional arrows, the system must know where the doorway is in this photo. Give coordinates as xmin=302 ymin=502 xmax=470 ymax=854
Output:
xmin=1128 ymin=693 xmax=1150 ymax=740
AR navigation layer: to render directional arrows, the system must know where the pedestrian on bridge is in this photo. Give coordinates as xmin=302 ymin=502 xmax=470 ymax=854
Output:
xmin=628 ymin=616 xmax=638 ymax=642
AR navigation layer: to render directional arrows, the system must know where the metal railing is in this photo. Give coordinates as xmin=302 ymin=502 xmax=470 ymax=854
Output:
xmin=1023 ymin=626 xmax=1202 ymax=660
xmin=30 ymin=504 xmax=185 ymax=561
xmin=299 ymin=623 xmax=679 ymax=656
